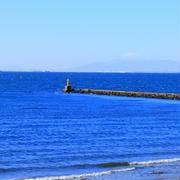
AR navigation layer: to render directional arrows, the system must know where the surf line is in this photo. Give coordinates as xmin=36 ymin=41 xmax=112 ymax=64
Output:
xmin=17 ymin=167 xmax=135 ymax=180
xmin=62 ymin=78 xmax=180 ymax=100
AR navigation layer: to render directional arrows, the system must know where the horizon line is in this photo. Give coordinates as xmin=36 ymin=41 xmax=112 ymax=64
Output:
xmin=0 ymin=70 xmax=180 ymax=74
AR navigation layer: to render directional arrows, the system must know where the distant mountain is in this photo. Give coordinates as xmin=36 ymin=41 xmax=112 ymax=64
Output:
xmin=68 ymin=59 xmax=180 ymax=73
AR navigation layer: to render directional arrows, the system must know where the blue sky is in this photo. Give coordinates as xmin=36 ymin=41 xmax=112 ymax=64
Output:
xmin=0 ymin=0 xmax=179 ymax=71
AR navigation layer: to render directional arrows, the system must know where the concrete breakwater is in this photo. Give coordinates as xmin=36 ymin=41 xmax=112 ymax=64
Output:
xmin=62 ymin=78 xmax=180 ymax=100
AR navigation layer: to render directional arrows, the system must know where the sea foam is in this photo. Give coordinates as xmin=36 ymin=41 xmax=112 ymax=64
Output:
xmin=17 ymin=167 xmax=135 ymax=180
xmin=130 ymin=157 xmax=180 ymax=166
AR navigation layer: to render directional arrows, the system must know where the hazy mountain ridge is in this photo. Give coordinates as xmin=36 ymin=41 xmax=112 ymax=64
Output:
xmin=68 ymin=59 xmax=180 ymax=73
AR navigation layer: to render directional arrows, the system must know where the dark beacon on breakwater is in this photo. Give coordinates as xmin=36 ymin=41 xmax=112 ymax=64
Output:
xmin=62 ymin=78 xmax=180 ymax=100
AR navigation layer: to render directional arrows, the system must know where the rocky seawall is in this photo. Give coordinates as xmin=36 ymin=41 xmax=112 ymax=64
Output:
xmin=62 ymin=78 xmax=180 ymax=100
xmin=64 ymin=88 xmax=180 ymax=100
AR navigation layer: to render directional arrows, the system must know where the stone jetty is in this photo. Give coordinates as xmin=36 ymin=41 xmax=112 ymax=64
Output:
xmin=62 ymin=78 xmax=180 ymax=100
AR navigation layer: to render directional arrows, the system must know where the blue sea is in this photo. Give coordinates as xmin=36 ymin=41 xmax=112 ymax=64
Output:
xmin=0 ymin=72 xmax=180 ymax=180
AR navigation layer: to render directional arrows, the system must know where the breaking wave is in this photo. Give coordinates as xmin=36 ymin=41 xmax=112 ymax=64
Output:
xmin=15 ymin=158 xmax=180 ymax=180
xmin=130 ymin=157 xmax=180 ymax=166
xmin=17 ymin=167 xmax=135 ymax=180
xmin=97 ymin=157 xmax=180 ymax=168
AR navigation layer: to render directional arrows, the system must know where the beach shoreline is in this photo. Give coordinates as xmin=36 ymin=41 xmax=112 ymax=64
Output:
xmin=12 ymin=158 xmax=180 ymax=180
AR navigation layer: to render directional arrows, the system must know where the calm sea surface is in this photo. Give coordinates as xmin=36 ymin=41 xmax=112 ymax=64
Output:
xmin=0 ymin=72 xmax=180 ymax=180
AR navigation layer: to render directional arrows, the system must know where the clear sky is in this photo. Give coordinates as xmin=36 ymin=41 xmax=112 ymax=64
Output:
xmin=0 ymin=0 xmax=179 ymax=71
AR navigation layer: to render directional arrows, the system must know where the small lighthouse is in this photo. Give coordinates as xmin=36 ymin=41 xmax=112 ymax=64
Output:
xmin=62 ymin=78 xmax=74 ymax=92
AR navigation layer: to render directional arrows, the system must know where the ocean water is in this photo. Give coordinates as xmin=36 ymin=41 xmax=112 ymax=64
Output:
xmin=0 ymin=72 xmax=180 ymax=180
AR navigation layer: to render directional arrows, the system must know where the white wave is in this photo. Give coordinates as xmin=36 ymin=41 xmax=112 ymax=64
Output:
xmin=16 ymin=158 xmax=180 ymax=180
xmin=18 ymin=167 xmax=135 ymax=180
xmin=130 ymin=157 xmax=180 ymax=166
